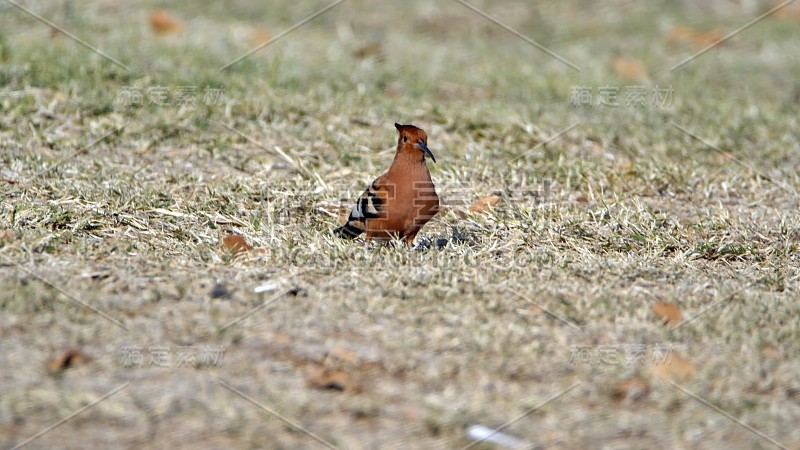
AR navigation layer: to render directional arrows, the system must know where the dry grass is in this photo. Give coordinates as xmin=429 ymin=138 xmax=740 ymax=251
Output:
xmin=1 ymin=0 xmax=800 ymax=449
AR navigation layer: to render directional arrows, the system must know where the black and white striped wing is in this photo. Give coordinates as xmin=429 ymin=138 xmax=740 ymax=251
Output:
xmin=350 ymin=180 xmax=386 ymax=221
xmin=333 ymin=178 xmax=387 ymax=239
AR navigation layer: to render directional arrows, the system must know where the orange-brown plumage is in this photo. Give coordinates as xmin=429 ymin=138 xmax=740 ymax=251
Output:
xmin=335 ymin=123 xmax=439 ymax=245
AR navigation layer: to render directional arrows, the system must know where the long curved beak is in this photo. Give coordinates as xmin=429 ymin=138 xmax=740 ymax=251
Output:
xmin=417 ymin=139 xmax=436 ymax=163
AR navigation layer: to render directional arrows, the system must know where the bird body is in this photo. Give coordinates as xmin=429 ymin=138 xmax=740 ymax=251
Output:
xmin=335 ymin=123 xmax=439 ymax=245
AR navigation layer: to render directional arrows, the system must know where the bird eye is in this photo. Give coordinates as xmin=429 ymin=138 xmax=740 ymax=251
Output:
xmin=403 ymin=136 xmax=408 ymax=143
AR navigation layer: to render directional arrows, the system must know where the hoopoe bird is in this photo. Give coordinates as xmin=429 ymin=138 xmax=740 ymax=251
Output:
xmin=334 ymin=123 xmax=439 ymax=245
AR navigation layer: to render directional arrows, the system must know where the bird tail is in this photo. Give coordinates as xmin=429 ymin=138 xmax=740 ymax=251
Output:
xmin=334 ymin=221 xmax=364 ymax=239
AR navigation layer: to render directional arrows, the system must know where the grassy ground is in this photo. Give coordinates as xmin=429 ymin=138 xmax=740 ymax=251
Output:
xmin=2 ymin=0 xmax=800 ymax=448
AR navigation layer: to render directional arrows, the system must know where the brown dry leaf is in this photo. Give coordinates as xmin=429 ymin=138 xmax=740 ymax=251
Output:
xmin=691 ymin=29 xmax=723 ymax=48
xmin=468 ymin=196 xmax=501 ymax=214
xmin=613 ymin=378 xmax=651 ymax=401
xmin=761 ymin=347 xmax=781 ymax=359
xmin=612 ymin=57 xmax=648 ymax=81
xmin=306 ymin=365 xmax=358 ymax=393
xmin=453 ymin=208 xmax=469 ymax=219
xmin=0 ymin=229 xmax=16 ymax=244
xmin=250 ymin=28 xmax=271 ymax=46
xmin=653 ymin=302 xmax=682 ymax=326
xmin=149 ymin=10 xmax=183 ymax=35
xmin=353 ymin=42 xmax=383 ymax=59
xmin=222 ymin=234 xmax=253 ymax=253
xmin=713 ymin=151 xmax=734 ymax=165
xmin=775 ymin=1 xmax=800 ymax=20
xmin=666 ymin=26 xmax=723 ymax=48
xmin=650 ymin=353 xmax=696 ymax=382
xmin=47 ymin=348 xmax=91 ymax=374
xmin=666 ymin=26 xmax=695 ymax=45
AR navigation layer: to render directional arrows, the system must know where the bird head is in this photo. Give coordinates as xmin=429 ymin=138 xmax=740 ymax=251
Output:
xmin=395 ymin=123 xmax=435 ymax=163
